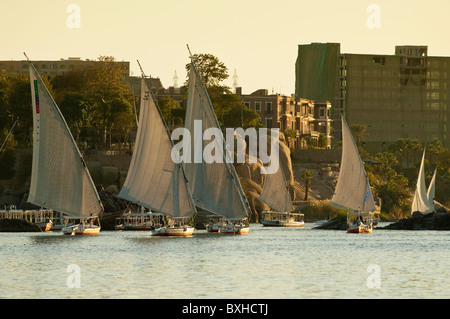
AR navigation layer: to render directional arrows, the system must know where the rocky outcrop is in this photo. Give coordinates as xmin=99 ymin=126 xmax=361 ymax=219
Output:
xmin=0 ymin=218 xmax=41 ymax=232
xmin=232 ymin=131 xmax=299 ymax=222
xmin=379 ymin=211 xmax=450 ymax=230
xmin=312 ymin=218 xmax=347 ymax=230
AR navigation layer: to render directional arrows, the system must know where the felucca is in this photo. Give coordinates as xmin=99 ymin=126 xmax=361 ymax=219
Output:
xmin=26 ymin=54 xmax=103 ymax=235
xmin=259 ymin=136 xmax=304 ymax=227
xmin=330 ymin=116 xmax=376 ymax=234
xmin=183 ymin=48 xmax=250 ymax=235
xmin=411 ymin=148 xmax=436 ymax=215
xmin=117 ymin=62 xmax=197 ymax=236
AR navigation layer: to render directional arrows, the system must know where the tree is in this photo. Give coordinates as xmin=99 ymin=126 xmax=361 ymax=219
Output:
xmin=301 ymin=170 xmax=314 ymax=201
xmin=59 ymin=93 xmax=91 ymax=142
xmin=349 ymin=123 xmax=368 ymax=147
xmin=283 ymin=129 xmax=296 ymax=149
xmin=7 ymin=74 xmax=33 ymax=145
xmin=83 ymin=56 xmax=133 ymax=146
xmin=158 ymin=97 xmax=184 ymax=126
xmin=185 ymin=54 xmax=228 ymax=88
xmin=222 ymin=99 xmax=262 ymax=128
xmin=185 ymin=53 xmax=237 ymax=126
xmin=109 ymin=97 xmax=135 ymax=149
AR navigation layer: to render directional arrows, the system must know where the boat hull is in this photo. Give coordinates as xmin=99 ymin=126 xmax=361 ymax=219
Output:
xmin=347 ymin=225 xmax=373 ymax=234
xmin=261 ymin=219 xmax=304 ymax=227
xmin=151 ymin=226 xmax=195 ymax=237
xmin=219 ymin=225 xmax=249 ymax=235
xmin=62 ymin=224 xmax=101 ymax=235
xmin=36 ymin=221 xmax=52 ymax=232
xmin=206 ymin=223 xmax=221 ymax=232
xmin=115 ymin=224 xmax=155 ymax=231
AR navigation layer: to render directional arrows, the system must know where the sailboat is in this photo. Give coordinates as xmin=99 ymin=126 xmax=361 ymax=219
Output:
xmin=182 ymin=49 xmax=250 ymax=235
xmin=118 ymin=63 xmax=197 ymax=236
xmin=258 ymin=142 xmax=304 ymax=227
xmin=330 ymin=116 xmax=376 ymax=234
xmin=411 ymin=148 xmax=436 ymax=214
xmin=26 ymin=55 xmax=103 ymax=235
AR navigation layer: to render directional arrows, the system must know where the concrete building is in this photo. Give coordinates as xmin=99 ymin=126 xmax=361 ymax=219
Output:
xmin=295 ymin=43 xmax=450 ymax=151
xmin=236 ymin=87 xmax=331 ymax=149
xmin=0 ymin=57 xmax=130 ymax=79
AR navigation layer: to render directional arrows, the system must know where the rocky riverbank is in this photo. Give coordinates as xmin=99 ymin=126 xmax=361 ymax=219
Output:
xmin=313 ymin=211 xmax=450 ymax=231
xmin=0 ymin=218 xmax=41 ymax=232
xmin=378 ymin=211 xmax=450 ymax=230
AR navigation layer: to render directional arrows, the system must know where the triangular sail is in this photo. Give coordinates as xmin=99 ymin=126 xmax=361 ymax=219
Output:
xmin=118 ymin=78 xmax=196 ymax=218
xmin=411 ymin=149 xmax=429 ymax=213
xmin=183 ymin=60 xmax=249 ymax=219
xmin=411 ymin=149 xmax=436 ymax=214
xmin=427 ymin=169 xmax=437 ymax=211
xmin=28 ymin=64 xmax=102 ymax=217
xmin=330 ymin=116 xmax=376 ymax=213
xmin=258 ymin=138 xmax=293 ymax=213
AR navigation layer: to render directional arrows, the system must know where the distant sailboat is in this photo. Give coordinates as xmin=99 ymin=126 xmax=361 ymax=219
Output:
xmin=259 ymin=143 xmax=304 ymax=227
xmin=118 ymin=63 xmax=197 ymax=236
xmin=330 ymin=116 xmax=376 ymax=233
xmin=411 ymin=149 xmax=436 ymax=214
xmin=26 ymin=55 xmax=103 ymax=235
xmin=183 ymin=50 xmax=250 ymax=235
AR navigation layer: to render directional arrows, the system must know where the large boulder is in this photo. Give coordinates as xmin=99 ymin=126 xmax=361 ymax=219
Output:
xmin=232 ymin=130 xmax=296 ymax=218
xmin=0 ymin=218 xmax=41 ymax=232
xmin=379 ymin=211 xmax=450 ymax=230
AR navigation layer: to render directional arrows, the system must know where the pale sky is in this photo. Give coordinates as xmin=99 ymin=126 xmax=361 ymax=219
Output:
xmin=1 ymin=0 xmax=448 ymax=95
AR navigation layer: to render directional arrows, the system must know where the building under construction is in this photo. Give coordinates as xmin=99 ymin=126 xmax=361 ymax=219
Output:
xmin=295 ymin=43 xmax=450 ymax=152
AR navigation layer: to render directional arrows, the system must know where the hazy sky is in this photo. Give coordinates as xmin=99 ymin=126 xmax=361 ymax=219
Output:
xmin=1 ymin=0 xmax=448 ymax=95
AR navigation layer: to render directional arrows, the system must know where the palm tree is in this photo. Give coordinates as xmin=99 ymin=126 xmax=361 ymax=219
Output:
xmin=301 ymin=170 xmax=314 ymax=201
xmin=349 ymin=123 xmax=368 ymax=147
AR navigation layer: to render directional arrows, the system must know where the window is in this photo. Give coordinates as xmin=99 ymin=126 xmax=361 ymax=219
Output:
xmin=255 ymin=101 xmax=261 ymax=111
xmin=265 ymin=102 xmax=273 ymax=114
xmin=265 ymin=118 xmax=273 ymax=128
xmin=319 ymin=108 xmax=325 ymax=118
xmin=244 ymin=102 xmax=250 ymax=108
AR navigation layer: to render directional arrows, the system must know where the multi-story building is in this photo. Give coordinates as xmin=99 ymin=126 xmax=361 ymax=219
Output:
xmin=295 ymin=43 xmax=450 ymax=151
xmin=0 ymin=57 xmax=130 ymax=79
xmin=236 ymin=87 xmax=331 ymax=149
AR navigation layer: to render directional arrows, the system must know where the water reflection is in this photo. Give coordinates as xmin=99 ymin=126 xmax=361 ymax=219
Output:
xmin=0 ymin=224 xmax=449 ymax=298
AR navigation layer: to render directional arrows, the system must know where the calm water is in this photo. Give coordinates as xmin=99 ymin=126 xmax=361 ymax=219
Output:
xmin=0 ymin=222 xmax=449 ymax=299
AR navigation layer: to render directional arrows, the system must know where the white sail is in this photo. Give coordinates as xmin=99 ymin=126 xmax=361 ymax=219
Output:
xmin=183 ymin=60 xmax=250 ymax=219
xmin=411 ymin=149 xmax=428 ymax=213
xmin=258 ymin=140 xmax=293 ymax=213
xmin=427 ymin=168 xmax=437 ymax=211
xmin=330 ymin=116 xmax=376 ymax=214
xmin=28 ymin=64 xmax=102 ymax=217
xmin=118 ymin=78 xmax=196 ymax=218
xmin=411 ymin=149 xmax=436 ymax=214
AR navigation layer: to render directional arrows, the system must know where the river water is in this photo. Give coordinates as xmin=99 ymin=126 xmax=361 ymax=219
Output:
xmin=0 ymin=222 xmax=449 ymax=299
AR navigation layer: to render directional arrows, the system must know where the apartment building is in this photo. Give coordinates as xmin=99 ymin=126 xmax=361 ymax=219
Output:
xmin=0 ymin=57 xmax=130 ymax=79
xmin=236 ymin=87 xmax=331 ymax=149
xmin=295 ymin=43 xmax=450 ymax=151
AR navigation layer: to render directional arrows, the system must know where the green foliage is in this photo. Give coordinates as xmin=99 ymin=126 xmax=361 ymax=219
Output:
xmin=158 ymin=97 xmax=182 ymax=126
xmin=300 ymin=200 xmax=347 ymax=221
xmin=83 ymin=56 xmax=134 ymax=145
xmin=349 ymin=123 xmax=368 ymax=146
xmin=185 ymin=54 xmax=229 ymax=88
xmin=222 ymin=95 xmax=262 ymax=128
xmin=301 ymin=170 xmax=314 ymax=201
